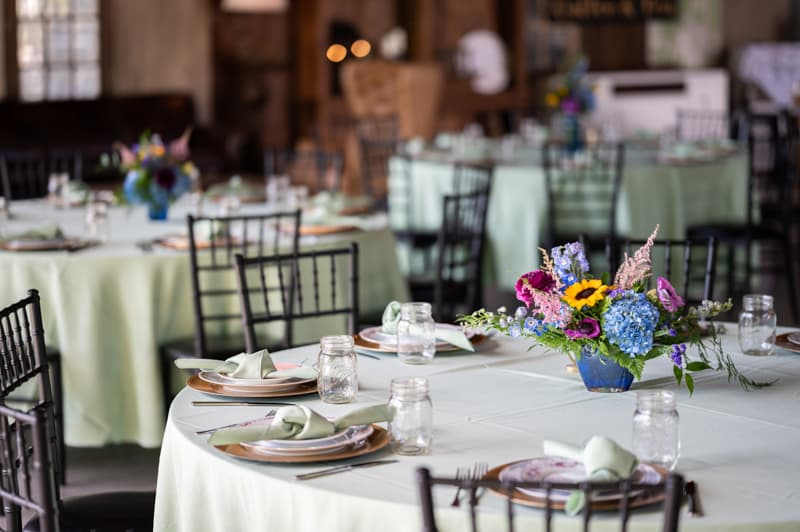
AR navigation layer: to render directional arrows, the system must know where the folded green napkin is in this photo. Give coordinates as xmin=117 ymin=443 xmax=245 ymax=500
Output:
xmin=175 ymin=349 xmax=318 ymax=380
xmin=3 ymin=224 xmax=64 ymax=242
xmin=380 ymin=301 xmax=474 ymax=352
xmin=543 ymin=436 xmax=638 ymax=515
xmin=208 ymin=404 xmax=390 ymax=445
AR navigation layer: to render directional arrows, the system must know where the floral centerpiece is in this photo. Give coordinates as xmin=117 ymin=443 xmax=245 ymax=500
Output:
xmin=460 ymin=227 xmax=768 ymax=394
xmin=545 ymin=55 xmax=595 ymax=153
xmin=115 ymin=129 xmax=197 ymax=220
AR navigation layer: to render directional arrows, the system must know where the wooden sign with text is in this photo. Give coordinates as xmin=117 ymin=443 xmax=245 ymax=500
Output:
xmin=548 ymin=0 xmax=677 ymax=22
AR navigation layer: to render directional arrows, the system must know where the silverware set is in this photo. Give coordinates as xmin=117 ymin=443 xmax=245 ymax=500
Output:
xmin=195 ymin=409 xmax=276 ymax=435
xmin=451 ymin=462 xmax=489 ymax=507
xmin=192 ymin=401 xmax=296 ymax=407
xmin=295 ymin=459 xmax=398 ymax=480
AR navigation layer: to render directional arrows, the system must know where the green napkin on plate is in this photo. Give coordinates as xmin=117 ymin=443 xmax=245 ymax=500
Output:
xmin=208 ymin=404 xmax=390 ymax=445
xmin=380 ymin=301 xmax=474 ymax=352
xmin=2 ymin=224 xmax=64 ymax=243
xmin=543 ymin=436 xmax=638 ymax=515
xmin=175 ymin=348 xmax=318 ymax=380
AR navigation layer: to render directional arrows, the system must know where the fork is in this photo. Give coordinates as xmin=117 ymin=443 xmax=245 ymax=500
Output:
xmin=452 ymin=463 xmax=489 ymax=507
xmin=195 ymin=409 xmax=276 ymax=435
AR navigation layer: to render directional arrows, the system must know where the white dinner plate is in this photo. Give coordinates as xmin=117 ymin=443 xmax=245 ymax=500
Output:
xmin=198 ymin=363 xmax=315 ymax=391
xmin=498 ymin=457 xmax=663 ymax=502
xmin=787 ymin=332 xmax=800 ymax=346
xmin=241 ymin=424 xmax=374 ymax=456
xmin=358 ymin=324 xmax=474 ymax=350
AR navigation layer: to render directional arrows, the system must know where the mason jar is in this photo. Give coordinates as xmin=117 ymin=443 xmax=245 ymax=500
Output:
xmin=632 ymin=390 xmax=680 ymax=471
xmin=388 ymin=377 xmax=433 ymax=455
xmin=738 ymin=294 xmax=776 ymax=356
xmin=317 ymin=335 xmax=358 ymax=404
xmin=396 ymin=302 xmax=436 ymax=364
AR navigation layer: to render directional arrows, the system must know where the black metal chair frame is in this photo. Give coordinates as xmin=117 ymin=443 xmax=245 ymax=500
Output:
xmin=160 ymin=212 xmax=301 ymax=410
xmin=0 ymin=149 xmax=82 ymax=201
xmin=687 ymin=111 xmax=799 ymax=322
xmin=432 ymin=182 xmax=492 ymax=322
xmin=417 ymin=466 xmax=684 ymax=532
xmin=263 ymin=148 xmax=344 ymax=193
xmin=542 ymin=142 xmax=625 ymax=249
xmin=676 ymin=109 xmax=743 ymax=142
xmin=606 ymin=237 xmax=718 ymax=307
xmin=356 ymin=115 xmax=400 ymax=202
xmin=0 ymin=290 xmax=64 ymax=490
xmin=233 ymin=243 xmax=360 ymax=352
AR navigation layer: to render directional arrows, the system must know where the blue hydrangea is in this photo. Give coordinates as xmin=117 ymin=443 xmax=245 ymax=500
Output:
xmin=508 ymin=323 xmax=522 ymax=337
xmin=551 ymin=242 xmax=590 ymax=288
xmin=602 ymin=293 xmax=660 ymax=356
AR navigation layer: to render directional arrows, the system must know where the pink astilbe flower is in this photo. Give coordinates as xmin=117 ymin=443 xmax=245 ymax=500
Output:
xmin=614 ymin=225 xmax=659 ymax=289
xmin=531 ymin=290 xmax=572 ymax=328
xmin=538 ymin=247 xmax=562 ymax=290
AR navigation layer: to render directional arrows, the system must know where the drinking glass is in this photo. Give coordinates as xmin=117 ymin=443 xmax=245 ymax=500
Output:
xmin=396 ymin=302 xmax=436 ymax=365
xmin=318 ymin=335 xmax=358 ymax=404
xmin=738 ymin=294 xmax=776 ymax=356
xmin=85 ymin=200 xmax=110 ymax=242
xmin=388 ymin=377 xmax=433 ymax=455
xmin=632 ymin=390 xmax=680 ymax=471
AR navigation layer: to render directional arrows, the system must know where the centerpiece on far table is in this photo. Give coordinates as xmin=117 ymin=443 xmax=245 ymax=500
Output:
xmin=460 ymin=226 xmax=769 ymax=394
xmin=545 ymin=55 xmax=595 ymax=153
xmin=115 ymin=129 xmax=197 ymax=220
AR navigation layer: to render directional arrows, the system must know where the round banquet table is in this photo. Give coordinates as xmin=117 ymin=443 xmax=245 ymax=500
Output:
xmin=155 ymin=325 xmax=800 ymax=532
xmin=0 ymin=199 xmax=408 ymax=446
xmin=388 ymin=142 xmax=748 ymax=291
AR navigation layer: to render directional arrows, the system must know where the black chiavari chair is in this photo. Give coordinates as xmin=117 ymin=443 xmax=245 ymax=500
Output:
xmin=687 ymin=111 xmax=799 ymax=322
xmin=605 ymin=237 xmax=718 ymax=307
xmin=416 ymin=467 xmax=684 ymax=532
xmin=234 ymin=243 xmax=359 ymax=352
xmin=159 ymin=212 xmax=301 ymax=409
xmin=543 ymin=142 xmax=625 ymax=250
xmin=0 ymin=149 xmax=82 ymax=201
xmin=356 ymin=115 xmax=400 ymax=205
xmin=675 ymin=109 xmax=738 ymax=142
xmin=263 ymin=148 xmax=343 ymax=193
xmin=0 ymin=290 xmax=154 ymax=532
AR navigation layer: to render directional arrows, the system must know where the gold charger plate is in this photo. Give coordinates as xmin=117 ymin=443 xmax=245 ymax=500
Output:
xmin=154 ymin=235 xmax=241 ymax=251
xmin=0 ymin=239 xmax=98 ymax=252
xmin=775 ymin=333 xmax=800 ymax=354
xmin=484 ymin=461 xmax=667 ymax=511
xmin=353 ymin=333 xmax=487 ymax=354
xmin=187 ymin=374 xmax=318 ymax=398
xmin=215 ymin=425 xmax=390 ymax=463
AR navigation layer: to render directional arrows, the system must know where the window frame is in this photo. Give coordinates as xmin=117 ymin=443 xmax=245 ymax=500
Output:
xmin=3 ymin=0 xmax=106 ymax=102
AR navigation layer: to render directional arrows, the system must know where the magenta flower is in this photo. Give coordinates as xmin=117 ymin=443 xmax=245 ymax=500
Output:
xmin=565 ymin=317 xmax=601 ymax=339
xmin=656 ymin=277 xmax=685 ymax=312
xmin=515 ymin=270 xmax=557 ymax=308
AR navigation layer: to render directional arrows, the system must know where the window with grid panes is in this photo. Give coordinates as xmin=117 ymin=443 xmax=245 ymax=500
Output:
xmin=16 ymin=0 xmax=100 ymax=101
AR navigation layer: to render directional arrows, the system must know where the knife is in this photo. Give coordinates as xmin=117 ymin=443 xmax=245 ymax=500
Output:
xmin=685 ymin=481 xmax=703 ymax=517
xmin=295 ymin=459 xmax=398 ymax=480
xmin=192 ymin=401 xmax=295 ymax=407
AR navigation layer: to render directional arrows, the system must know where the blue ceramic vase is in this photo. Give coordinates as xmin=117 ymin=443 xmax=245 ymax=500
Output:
xmin=576 ymin=345 xmax=634 ymax=393
xmin=563 ymin=113 xmax=584 ymax=154
xmin=147 ymin=200 xmax=169 ymax=221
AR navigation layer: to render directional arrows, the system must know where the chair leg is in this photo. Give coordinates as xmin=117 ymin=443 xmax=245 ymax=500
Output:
xmin=780 ymin=235 xmax=799 ymax=324
xmin=48 ymin=353 xmax=66 ymax=486
xmin=726 ymin=243 xmax=737 ymax=302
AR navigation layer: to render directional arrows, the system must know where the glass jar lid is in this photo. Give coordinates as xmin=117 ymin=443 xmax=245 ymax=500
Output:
xmin=742 ymin=294 xmax=774 ymax=311
xmin=400 ymin=302 xmax=432 ymax=319
xmin=319 ymin=335 xmax=355 ymax=355
xmin=635 ymin=390 xmax=676 ymax=412
xmin=390 ymin=376 xmax=430 ymax=399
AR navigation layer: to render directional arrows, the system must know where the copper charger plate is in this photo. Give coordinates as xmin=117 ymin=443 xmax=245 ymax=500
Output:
xmin=215 ymin=425 xmax=390 ymax=464
xmin=154 ymin=235 xmax=241 ymax=251
xmin=775 ymin=333 xmax=800 ymax=354
xmin=187 ymin=374 xmax=318 ymax=398
xmin=484 ymin=461 xmax=667 ymax=511
xmin=299 ymin=224 xmax=361 ymax=236
xmin=354 ymin=333 xmax=486 ymax=354
xmin=0 ymin=239 xmax=98 ymax=252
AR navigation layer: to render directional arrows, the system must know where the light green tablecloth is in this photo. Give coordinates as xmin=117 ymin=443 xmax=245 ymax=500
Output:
xmin=155 ymin=325 xmax=800 ymax=531
xmin=389 ymin=147 xmax=748 ymax=289
xmin=0 ymin=200 xmax=408 ymax=447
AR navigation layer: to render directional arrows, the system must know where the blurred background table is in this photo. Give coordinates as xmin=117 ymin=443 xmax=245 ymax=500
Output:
xmin=0 ymin=199 xmax=408 ymax=446
xmin=389 ymin=142 xmax=748 ymax=290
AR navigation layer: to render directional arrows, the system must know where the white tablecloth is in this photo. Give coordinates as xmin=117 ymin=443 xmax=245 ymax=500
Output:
xmin=0 ymin=200 xmax=409 ymax=446
xmin=155 ymin=325 xmax=800 ymax=532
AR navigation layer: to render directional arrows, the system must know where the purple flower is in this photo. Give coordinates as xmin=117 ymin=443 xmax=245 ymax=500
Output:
xmin=515 ymin=270 xmax=557 ymax=308
xmin=671 ymin=344 xmax=686 ymax=368
xmin=565 ymin=317 xmax=601 ymax=339
xmin=561 ymin=98 xmax=579 ymax=115
xmin=154 ymin=166 xmax=177 ymax=191
xmin=657 ymin=277 xmax=685 ymax=312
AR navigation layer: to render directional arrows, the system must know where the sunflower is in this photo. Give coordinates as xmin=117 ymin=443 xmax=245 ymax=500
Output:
xmin=563 ymin=279 xmax=608 ymax=310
